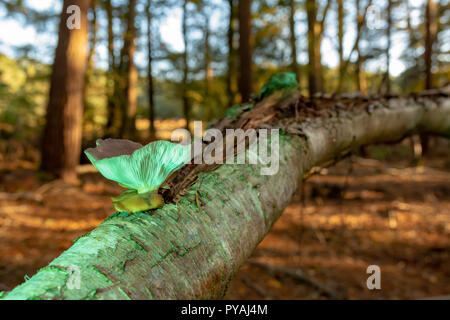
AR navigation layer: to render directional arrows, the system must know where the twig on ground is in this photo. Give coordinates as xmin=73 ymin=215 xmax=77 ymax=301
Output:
xmin=248 ymin=260 xmax=343 ymax=299
xmin=241 ymin=276 xmax=272 ymax=299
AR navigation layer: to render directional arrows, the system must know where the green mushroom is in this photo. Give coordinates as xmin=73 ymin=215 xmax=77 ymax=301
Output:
xmin=85 ymin=139 xmax=192 ymax=213
xmin=259 ymin=72 xmax=299 ymax=100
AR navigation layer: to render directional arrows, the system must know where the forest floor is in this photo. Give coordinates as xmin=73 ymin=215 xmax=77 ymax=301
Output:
xmin=0 ymin=137 xmax=449 ymax=299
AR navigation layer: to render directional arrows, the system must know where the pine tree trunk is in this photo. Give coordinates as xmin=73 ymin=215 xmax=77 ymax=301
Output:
xmin=421 ymin=0 xmax=436 ymax=155
xmin=146 ymin=0 xmax=155 ymax=138
xmin=120 ymin=0 xmax=138 ymax=139
xmin=226 ymin=0 xmax=236 ymax=107
xmin=204 ymin=7 xmax=213 ymax=120
xmin=10 ymin=90 xmax=450 ymax=300
xmin=337 ymin=0 xmax=344 ymax=89
xmin=306 ymin=0 xmax=318 ymax=97
xmin=238 ymin=0 xmax=253 ymax=103
xmin=83 ymin=0 xmax=97 ymax=109
xmin=182 ymin=0 xmax=190 ymax=131
xmin=288 ymin=0 xmax=298 ymax=81
xmin=355 ymin=0 xmax=367 ymax=95
xmin=105 ymin=0 xmax=117 ymax=134
xmin=337 ymin=0 xmax=371 ymax=93
xmin=385 ymin=0 xmax=392 ymax=94
xmin=424 ymin=0 xmax=434 ymax=90
xmin=41 ymin=0 xmax=91 ymax=183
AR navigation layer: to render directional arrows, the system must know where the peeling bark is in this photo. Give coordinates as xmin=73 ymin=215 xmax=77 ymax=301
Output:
xmin=4 ymin=90 xmax=450 ymax=300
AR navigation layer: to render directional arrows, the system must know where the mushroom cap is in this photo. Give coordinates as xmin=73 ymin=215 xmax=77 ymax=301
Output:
xmin=85 ymin=139 xmax=192 ymax=194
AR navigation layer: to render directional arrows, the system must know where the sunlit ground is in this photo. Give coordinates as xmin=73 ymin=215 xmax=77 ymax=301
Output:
xmin=0 ymin=126 xmax=449 ymax=299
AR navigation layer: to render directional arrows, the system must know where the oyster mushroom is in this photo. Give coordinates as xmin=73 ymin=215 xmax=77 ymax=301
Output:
xmin=85 ymin=139 xmax=192 ymax=213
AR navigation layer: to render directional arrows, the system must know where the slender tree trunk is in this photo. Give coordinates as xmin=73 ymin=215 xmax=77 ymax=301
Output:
xmin=424 ymin=0 xmax=434 ymax=90
xmin=315 ymin=30 xmax=323 ymax=92
xmin=355 ymin=0 xmax=366 ymax=95
xmin=204 ymin=6 xmax=213 ymax=120
xmin=337 ymin=0 xmax=371 ymax=93
xmin=226 ymin=0 xmax=236 ymax=107
xmin=41 ymin=0 xmax=91 ymax=183
xmin=385 ymin=0 xmax=392 ymax=94
xmin=421 ymin=0 xmax=436 ymax=155
xmin=120 ymin=0 xmax=138 ymax=139
xmin=306 ymin=0 xmax=317 ymax=97
xmin=289 ymin=0 xmax=298 ymax=81
xmin=146 ymin=0 xmax=155 ymax=138
xmin=306 ymin=0 xmax=327 ymax=95
xmin=337 ymin=0 xmax=344 ymax=88
xmin=316 ymin=1 xmax=330 ymax=93
xmin=10 ymin=90 xmax=450 ymax=300
xmin=238 ymin=0 xmax=253 ymax=103
xmin=182 ymin=0 xmax=190 ymax=131
xmin=105 ymin=0 xmax=117 ymax=134
xmin=84 ymin=0 xmax=98 ymax=109
xmin=405 ymin=0 xmax=419 ymax=64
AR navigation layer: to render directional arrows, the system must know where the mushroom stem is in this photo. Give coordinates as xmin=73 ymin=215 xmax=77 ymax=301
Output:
xmin=112 ymin=190 xmax=164 ymax=213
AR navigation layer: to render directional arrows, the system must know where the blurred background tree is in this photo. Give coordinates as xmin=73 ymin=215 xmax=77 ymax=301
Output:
xmin=41 ymin=0 xmax=91 ymax=183
xmin=0 ymin=0 xmax=448 ymax=182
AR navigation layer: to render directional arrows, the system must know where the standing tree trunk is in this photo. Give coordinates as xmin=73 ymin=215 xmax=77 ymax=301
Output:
xmin=385 ymin=0 xmax=392 ymax=94
xmin=105 ymin=0 xmax=117 ymax=134
xmin=182 ymin=0 xmax=190 ymax=131
xmin=424 ymin=0 xmax=434 ymax=90
xmin=203 ymin=5 xmax=213 ymax=120
xmin=120 ymin=0 xmax=138 ymax=139
xmin=41 ymin=0 xmax=91 ymax=183
xmin=238 ymin=0 xmax=253 ymax=103
xmin=421 ymin=0 xmax=436 ymax=155
xmin=306 ymin=0 xmax=318 ymax=97
xmin=146 ymin=0 xmax=155 ymax=138
xmin=306 ymin=0 xmax=329 ymax=96
xmin=83 ymin=0 xmax=98 ymax=110
xmin=354 ymin=0 xmax=367 ymax=95
xmin=226 ymin=0 xmax=236 ymax=107
xmin=336 ymin=0 xmax=371 ymax=93
xmin=337 ymin=0 xmax=344 ymax=89
xmin=288 ymin=0 xmax=298 ymax=81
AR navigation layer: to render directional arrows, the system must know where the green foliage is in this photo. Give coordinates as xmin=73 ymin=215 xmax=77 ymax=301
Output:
xmin=0 ymin=54 xmax=49 ymax=139
xmin=259 ymin=72 xmax=298 ymax=99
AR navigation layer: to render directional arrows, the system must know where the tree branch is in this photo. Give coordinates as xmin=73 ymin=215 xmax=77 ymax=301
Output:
xmin=3 ymin=90 xmax=450 ymax=300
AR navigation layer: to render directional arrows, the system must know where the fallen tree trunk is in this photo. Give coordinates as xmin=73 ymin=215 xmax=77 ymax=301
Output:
xmin=3 ymin=90 xmax=450 ymax=300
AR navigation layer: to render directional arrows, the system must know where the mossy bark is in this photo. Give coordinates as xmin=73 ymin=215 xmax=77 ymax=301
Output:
xmin=4 ymin=94 xmax=450 ymax=300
